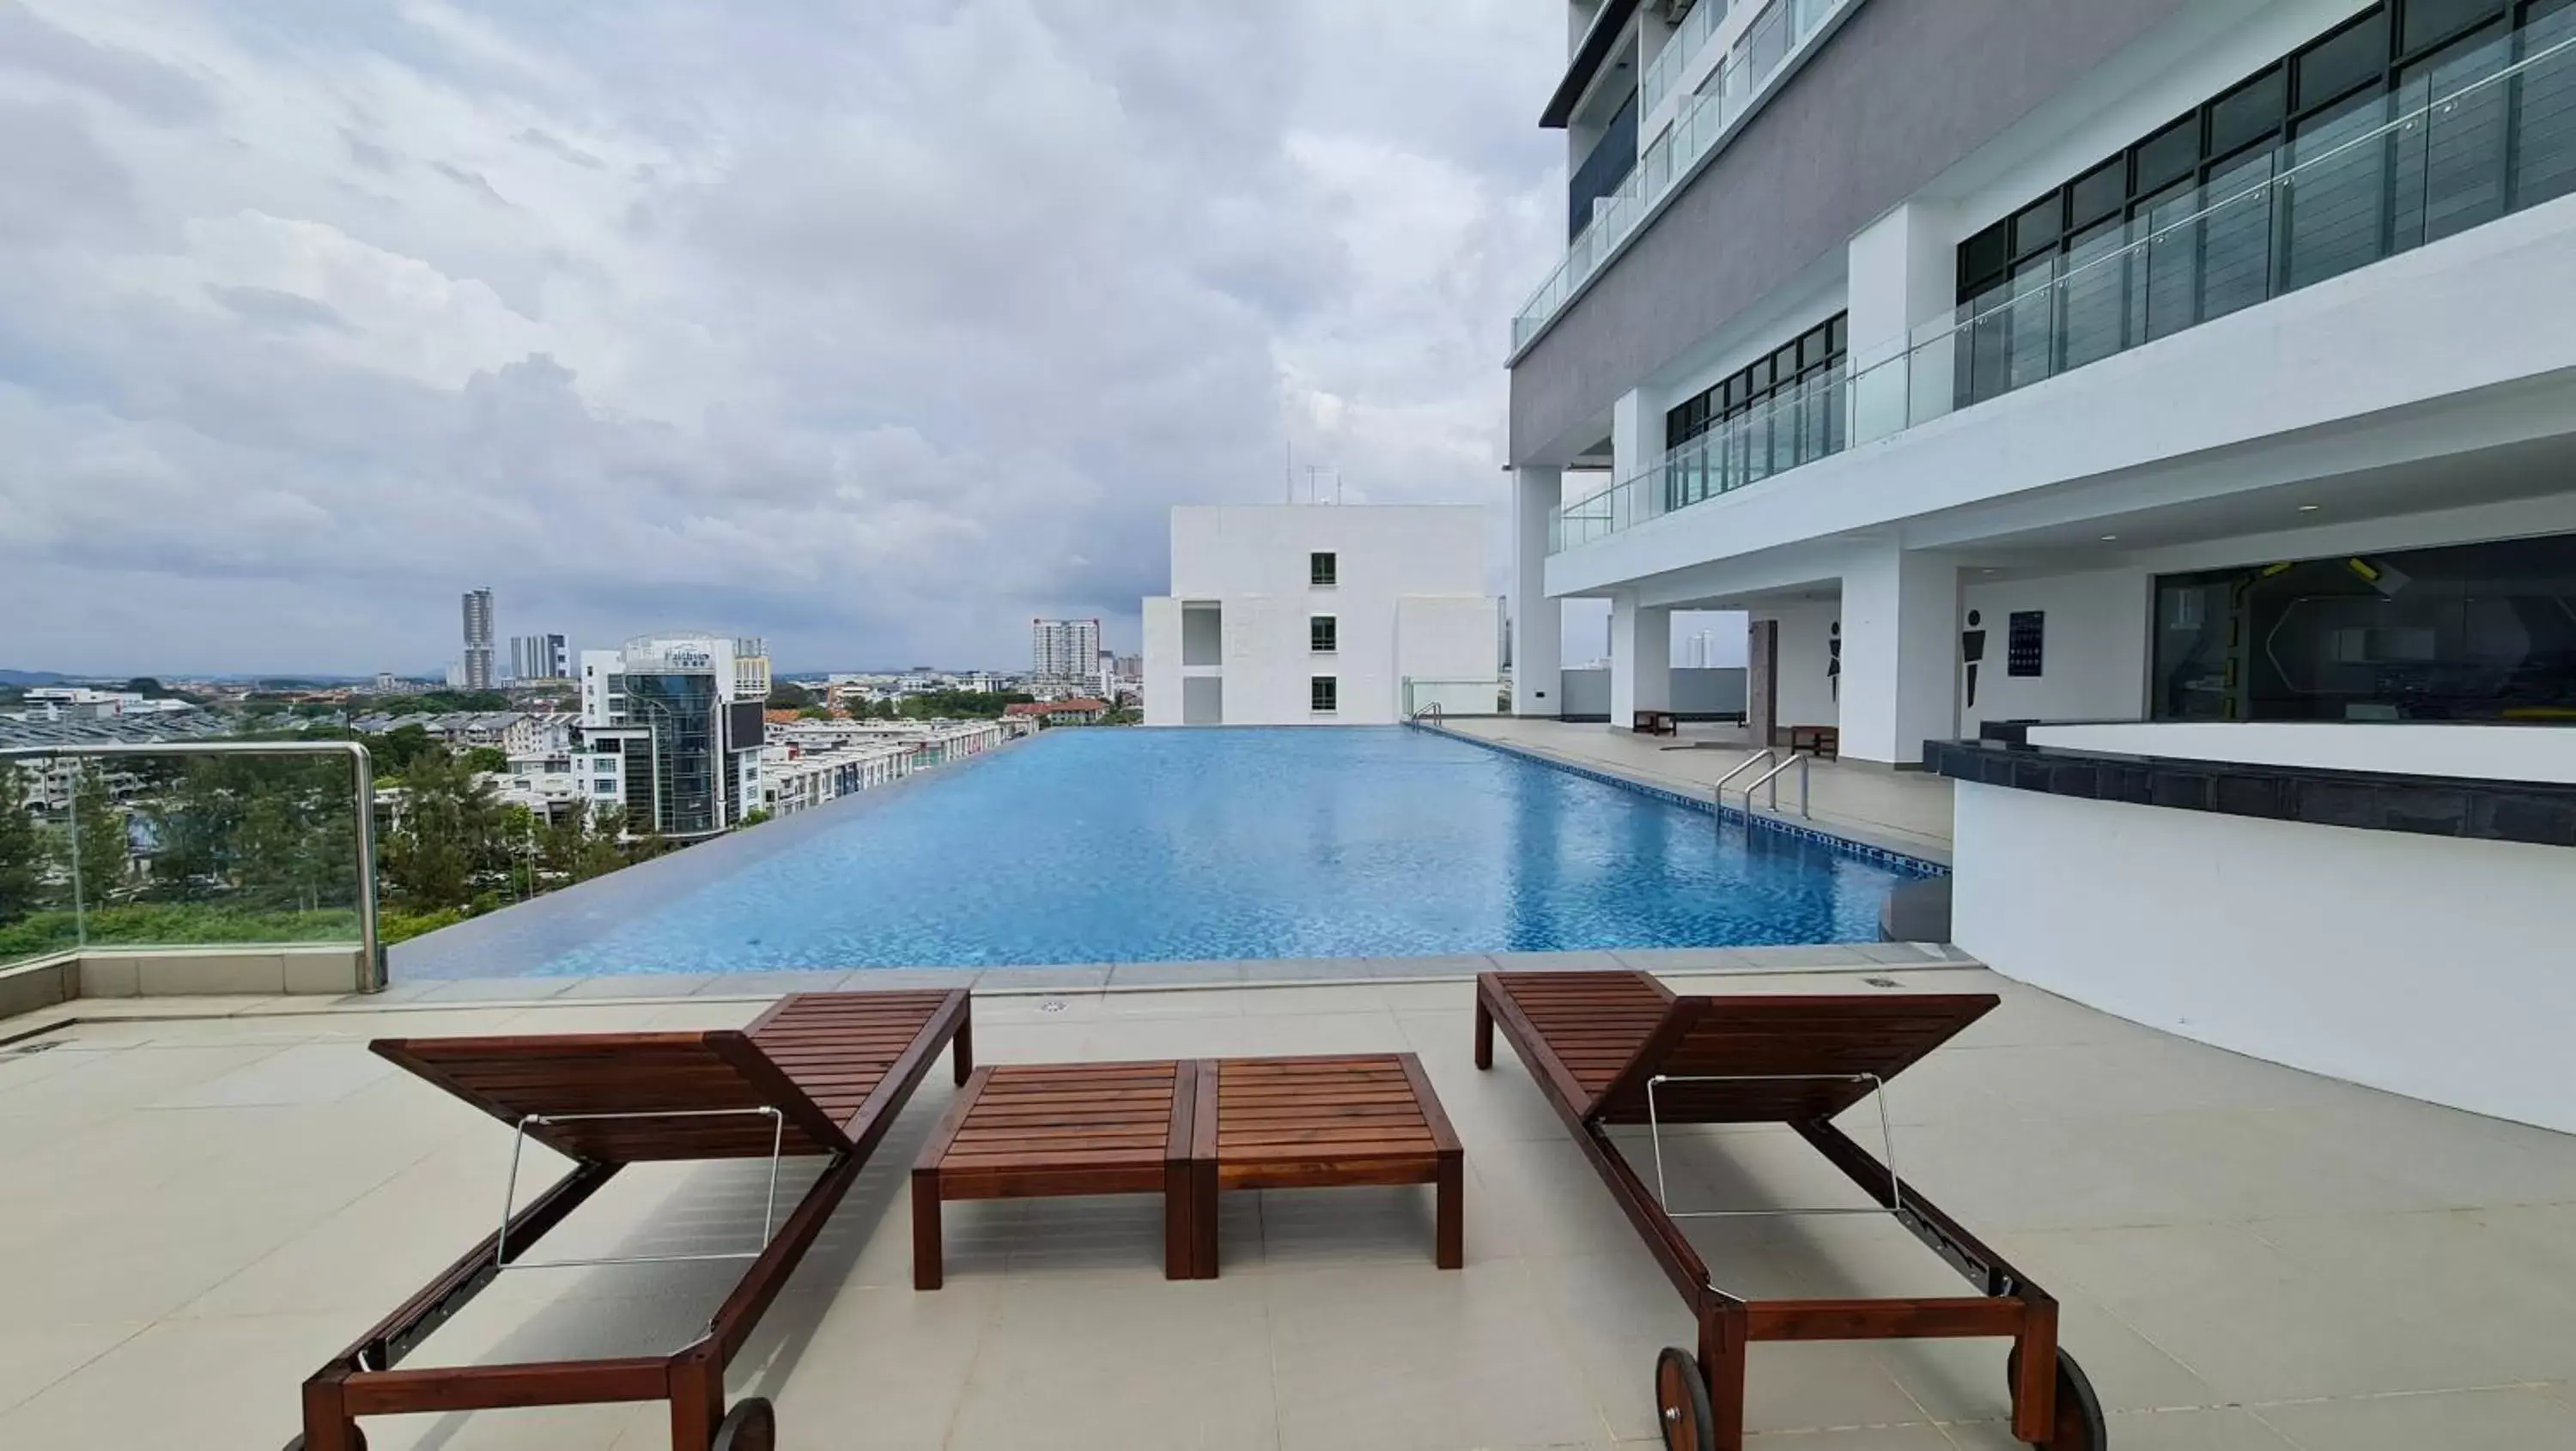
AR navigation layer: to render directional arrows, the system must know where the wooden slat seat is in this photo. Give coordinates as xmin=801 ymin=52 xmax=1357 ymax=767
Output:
xmin=1194 ymin=1053 xmax=1462 ymax=1272
xmin=912 ymin=1059 xmax=1200 ymax=1288
xmin=1480 ymin=969 xmax=1674 ymax=1110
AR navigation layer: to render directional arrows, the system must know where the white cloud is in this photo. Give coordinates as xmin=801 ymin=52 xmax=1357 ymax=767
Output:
xmin=0 ymin=0 xmax=1565 ymax=674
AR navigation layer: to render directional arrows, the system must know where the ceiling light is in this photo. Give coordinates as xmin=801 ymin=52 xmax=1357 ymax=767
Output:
xmin=2298 ymin=504 xmax=2320 ymax=513
xmin=2099 ymin=534 xmax=2119 ymax=542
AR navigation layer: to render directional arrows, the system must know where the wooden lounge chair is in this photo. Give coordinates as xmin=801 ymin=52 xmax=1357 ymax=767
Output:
xmin=289 ymin=987 xmax=972 ymax=1451
xmin=1474 ymin=971 xmax=2103 ymax=1451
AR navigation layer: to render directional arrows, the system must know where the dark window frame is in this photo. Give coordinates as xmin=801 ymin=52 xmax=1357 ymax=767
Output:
xmin=1309 ymin=551 xmax=1337 ymax=587
xmin=1663 ymin=310 xmax=1851 ymax=452
xmin=1309 ymin=614 xmax=1337 ymax=654
xmin=1309 ymin=676 xmax=1339 ymax=713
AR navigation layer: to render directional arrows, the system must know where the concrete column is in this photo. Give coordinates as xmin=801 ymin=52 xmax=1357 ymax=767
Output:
xmin=1512 ymin=467 xmax=1564 ymax=717
xmin=1607 ymin=595 xmax=1673 ymax=725
xmin=1846 ymin=201 xmax=1958 ymax=443
xmin=1610 ymin=383 xmax=1667 ymax=483
xmin=1838 ymin=543 xmax=1957 ymax=765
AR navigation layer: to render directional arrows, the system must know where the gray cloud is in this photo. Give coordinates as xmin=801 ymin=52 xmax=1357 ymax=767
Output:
xmin=0 ymin=0 xmax=216 ymax=125
xmin=514 ymin=126 xmax=605 ymax=169
xmin=0 ymin=1 xmax=1564 ymax=675
xmin=207 ymin=284 xmax=348 ymax=331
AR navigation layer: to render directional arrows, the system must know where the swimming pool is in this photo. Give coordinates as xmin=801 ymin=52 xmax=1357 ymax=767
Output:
xmin=397 ymin=727 xmax=1928 ymax=977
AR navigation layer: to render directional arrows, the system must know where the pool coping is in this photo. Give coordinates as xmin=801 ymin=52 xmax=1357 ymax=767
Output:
xmin=1410 ymin=721 xmax=1951 ymax=877
xmin=38 ymin=943 xmax=1977 ymax=1017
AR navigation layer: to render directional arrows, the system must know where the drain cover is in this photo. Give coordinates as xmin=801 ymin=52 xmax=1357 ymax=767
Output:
xmin=1862 ymin=977 xmax=1902 ymax=989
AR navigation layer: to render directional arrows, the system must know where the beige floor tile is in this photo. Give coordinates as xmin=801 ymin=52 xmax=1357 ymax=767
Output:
xmin=755 ymin=1280 xmax=1001 ymax=1450
xmin=0 ymin=1320 xmax=146 ymax=1416
xmin=951 ymin=1272 xmax=1278 ymax=1450
xmin=1267 ymin=1261 xmax=1604 ymax=1450
xmin=2253 ymin=1385 xmax=2576 ymax=1449
xmin=2244 ymin=1209 xmax=2576 ymax=1382
xmin=2023 ymin=1223 xmax=2506 ymax=1403
xmin=0 ymin=1312 xmax=348 ymax=1448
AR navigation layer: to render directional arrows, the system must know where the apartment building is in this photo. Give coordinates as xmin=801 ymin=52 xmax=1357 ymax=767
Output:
xmin=1143 ymin=506 xmax=1501 ymax=726
xmin=460 ymin=588 xmax=495 ymax=692
xmin=1030 ymin=618 xmax=1102 ymax=696
xmin=1512 ymin=0 xmax=2576 ymax=761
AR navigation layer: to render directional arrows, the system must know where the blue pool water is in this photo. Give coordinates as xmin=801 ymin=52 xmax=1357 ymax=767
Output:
xmin=406 ymin=728 xmax=1926 ymax=977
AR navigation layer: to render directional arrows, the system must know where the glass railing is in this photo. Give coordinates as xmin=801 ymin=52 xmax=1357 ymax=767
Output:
xmin=1516 ymin=0 xmax=1847 ymax=352
xmin=0 ymin=744 xmax=381 ymax=979
xmin=1551 ymin=11 xmax=2576 ymax=554
xmin=1401 ymin=679 xmax=1511 ymax=718
xmin=1641 ymin=0 xmax=1734 ymax=121
xmin=1552 ymin=362 xmax=1850 ymax=551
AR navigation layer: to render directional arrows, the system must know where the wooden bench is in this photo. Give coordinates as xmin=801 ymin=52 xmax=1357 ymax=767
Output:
xmin=1633 ymin=709 xmax=1679 ymax=736
xmin=1188 ymin=1053 xmax=1461 ymax=1274
xmin=915 ymin=1053 xmax=1463 ymax=1285
xmin=1786 ymin=723 xmax=1839 ymax=759
xmin=912 ymin=1059 xmax=1202 ymax=1288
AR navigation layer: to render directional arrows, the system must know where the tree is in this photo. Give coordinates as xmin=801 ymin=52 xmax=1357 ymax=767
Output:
xmin=540 ymin=804 xmax=626 ymax=885
xmin=380 ymin=749 xmax=505 ymax=910
xmin=372 ymin=724 xmax=438 ymax=774
xmin=739 ymin=808 xmax=773 ymax=828
xmin=125 ymin=677 xmax=166 ymax=697
xmin=462 ymin=745 xmax=510 ymax=774
xmin=796 ymin=706 xmax=829 ymax=720
xmin=0 ymin=765 xmax=39 ymax=926
xmin=67 ymin=766 xmax=131 ymax=907
xmin=767 ymin=682 xmax=815 ymax=710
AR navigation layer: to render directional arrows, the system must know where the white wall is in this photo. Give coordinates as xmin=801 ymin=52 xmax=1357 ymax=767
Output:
xmin=2026 ymin=721 xmax=2576 ymax=784
xmin=1954 ymin=782 xmax=2576 ymax=1134
xmin=1141 ymin=598 xmax=1182 ymax=727
xmin=1396 ymin=596 xmax=1504 ymax=713
xmin=1153 ymin=505 xmax=1495 ymax=726
xmin=1956 ymin=568 xmax=2150 ymax=735
xmin=1753 ymin=598 xmax=1840 ymax=732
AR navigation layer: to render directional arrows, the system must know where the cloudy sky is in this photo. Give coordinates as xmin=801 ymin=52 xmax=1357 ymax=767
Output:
xmin=0 ymin=0 xmax=1570 ymax=676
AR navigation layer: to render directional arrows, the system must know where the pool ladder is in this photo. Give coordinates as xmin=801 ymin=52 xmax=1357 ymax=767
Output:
xmin=1711 ymin=750 xmax=1811 ymax=819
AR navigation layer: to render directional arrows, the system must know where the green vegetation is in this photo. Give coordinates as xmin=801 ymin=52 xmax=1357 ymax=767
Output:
xmin=767 ymin=681 xmax=817 ymax=709
xmin=366 ymin=689 xmax=513 ymax=714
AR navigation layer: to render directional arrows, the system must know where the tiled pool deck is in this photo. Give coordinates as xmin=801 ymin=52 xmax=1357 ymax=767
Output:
xmin=6 ymin=955 xmax=2573 ymax=1448
xmin=1437 ymin=718 xmax=1958 ymax=864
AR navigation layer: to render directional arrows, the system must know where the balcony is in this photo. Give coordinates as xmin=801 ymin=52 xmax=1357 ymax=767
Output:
xmin=1515 ymin=0 xmax=1854 ymax=355
xmin=1551 ymin=11 xmax=2576 ymax=555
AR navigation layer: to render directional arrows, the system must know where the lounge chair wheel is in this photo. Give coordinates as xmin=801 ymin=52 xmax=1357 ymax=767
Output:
xmin=712 ymin=1396 xmax=776 ymax=1451
xmin=2007 ymin=1345 xmax=2106 ymax=1450
xmin=1654 ymin=1345 xmax=1716 ymax=1451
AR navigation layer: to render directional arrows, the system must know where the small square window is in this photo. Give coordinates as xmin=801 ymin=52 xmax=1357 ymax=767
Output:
xmin=1309 ymin=551 xmax=1337 ymax=586
xmin=1309 ymin=615 xmax=1337 ymax=653
xmin=1309 ymin=676 xmax=1338 ymax=713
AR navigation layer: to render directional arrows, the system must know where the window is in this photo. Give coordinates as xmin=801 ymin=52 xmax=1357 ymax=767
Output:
xmin=1309 ymin=551 xmax=1337 ymax=586
xmin=1309 ymin=615 xmax=1337 ymax=653
xmin=1663 ymin=312 xmax=1850 ymax=451
xmin=1957 ymin=1 xmax=2533 ymax=310
xmin=1309 ymin=676 xmax=1338 ymax=713
xmin=2149 ymin=531 xmax=2576 ymax=721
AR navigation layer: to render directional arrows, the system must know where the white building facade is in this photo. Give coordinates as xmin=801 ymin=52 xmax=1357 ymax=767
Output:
xmin=1143 ymin=506 xmax=1501 ymax=726
xmin=1511 ymin=0 xmax=2576 ymax=762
